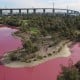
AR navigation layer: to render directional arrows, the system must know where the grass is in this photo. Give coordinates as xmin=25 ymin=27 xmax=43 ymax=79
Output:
xmin=30 ymin=27 xmax=40 ymax=34
xmin=19 ymin=20 xmax=28 ymax=26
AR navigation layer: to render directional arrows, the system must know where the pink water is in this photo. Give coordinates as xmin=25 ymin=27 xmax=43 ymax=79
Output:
xmin=0 ymin=27 xmax=80 ymax=80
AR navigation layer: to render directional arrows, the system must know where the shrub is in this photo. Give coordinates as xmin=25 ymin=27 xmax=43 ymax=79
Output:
xmin=48 ymin=53 xmax=52 ymax=56
xmin=8 ymin=53 xmax=18 ymax=61
xmin=43 ymin=56 xmax=47 ymax=58
xmin=26 ymin=60 xmax=31 ymax=63
xmin=33 ymin=59 xmax=37 ymax=61
xmin=57 ymin=66 xmax=80 ymax=80
xmin=37 ymin=56 xmax=43 ymax=59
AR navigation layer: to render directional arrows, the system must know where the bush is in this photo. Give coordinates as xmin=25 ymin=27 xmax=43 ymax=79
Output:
xmin=43 ymin=56 xmax=47 ymax=58
xmin=48 ymin=53 xmax=52 ymax=56
xmin=37 ymin=56 xmax=43 ymax=59
xmin=8 ymin=53 xmax=18 ymax=61
xmin=33 ymin=59 xmax=37 ymax=61
xmin=26 ymin=60 xmax=31 ymax=63
xmin=23 ymin=40 xmax=38 ymax=54
xmin=57 ymin=66 xmax=80 ymax=80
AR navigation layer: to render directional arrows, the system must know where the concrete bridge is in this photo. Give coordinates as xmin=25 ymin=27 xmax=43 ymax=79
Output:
xmin=0 ymin=8 xmax=79 ymax=16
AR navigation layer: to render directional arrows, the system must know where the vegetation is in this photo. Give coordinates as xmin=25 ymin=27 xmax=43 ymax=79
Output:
xmin=1 ymin=14 xmax=80 ymax=63
xmin=58 ymin=61 xmax=80 ymax=80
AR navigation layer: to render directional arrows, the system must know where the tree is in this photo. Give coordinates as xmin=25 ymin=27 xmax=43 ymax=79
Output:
xmin=57 ymin=66 xmax=80 ymax=80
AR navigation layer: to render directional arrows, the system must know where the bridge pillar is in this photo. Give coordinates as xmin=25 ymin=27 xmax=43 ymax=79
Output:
xmin=19 ymin=9 xmax=21 ymax=15
xmin=53 ymin=9 xmax=55 ymax=15
xmin=43 ymin=9 xmax=45 ymax=14
xmin=0 ymin=9 xmax=2 ymax=16
xmin=10 ymin=9 xmax=13 ymax=15
xmin=67 ymin=9 xmax=69 ymax=15
xmin=33 ymin=9 xmax=36 ymax=14
xmin=71 ymin=10 xmax=73 ymax=14
xmin=27 ymin=9 xmax=29 ymax=14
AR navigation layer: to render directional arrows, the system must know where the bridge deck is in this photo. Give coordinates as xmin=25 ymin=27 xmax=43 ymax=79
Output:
xmin=0 ymin=8 xmax=79 ymax=16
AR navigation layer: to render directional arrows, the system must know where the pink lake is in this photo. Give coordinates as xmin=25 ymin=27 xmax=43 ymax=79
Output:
xmin=0 ymin=26 xmax=80 ymax=80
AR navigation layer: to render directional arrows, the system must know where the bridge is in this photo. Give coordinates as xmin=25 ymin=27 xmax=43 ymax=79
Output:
xmin=0 ymin=8 xmax=79 ymax=16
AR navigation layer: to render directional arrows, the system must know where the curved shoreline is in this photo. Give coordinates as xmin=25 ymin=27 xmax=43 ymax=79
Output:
xmin=0 ymin=26 xmax=73 ymax=68
xmin=3 ymin=43 xmax=71 ymax=68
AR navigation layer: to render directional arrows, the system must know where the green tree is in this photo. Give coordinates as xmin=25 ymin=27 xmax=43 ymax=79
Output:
xmin=58 ymin=66 xmax=80 ymax=80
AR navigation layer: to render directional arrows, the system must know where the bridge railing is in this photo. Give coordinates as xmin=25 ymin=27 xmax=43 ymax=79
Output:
xmin=0 ymin=8 xmax=79 ymax=16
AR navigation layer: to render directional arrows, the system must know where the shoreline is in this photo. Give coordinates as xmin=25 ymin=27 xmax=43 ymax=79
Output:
xmin=3 ymin=43 xmax=71 ymax=68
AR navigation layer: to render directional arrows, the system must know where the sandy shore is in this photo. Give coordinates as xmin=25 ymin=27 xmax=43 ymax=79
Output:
xmin=4 ymin=43 xmax=71 ymax=68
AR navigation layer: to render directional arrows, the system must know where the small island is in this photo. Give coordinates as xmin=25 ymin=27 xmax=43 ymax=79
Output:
xmin=0 ymin=14 xmax=80 ymax=68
